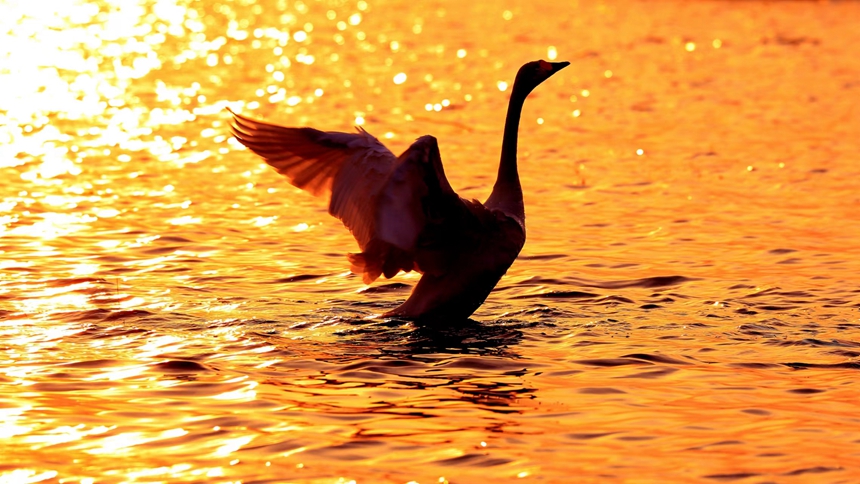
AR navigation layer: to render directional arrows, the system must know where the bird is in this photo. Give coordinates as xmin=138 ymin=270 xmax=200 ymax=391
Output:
xmin=229 ymin=59 xmax=569 ymax=322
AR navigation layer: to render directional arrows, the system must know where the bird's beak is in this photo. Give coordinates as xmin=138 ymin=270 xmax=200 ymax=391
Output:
xmin=551 ymin=61 xmax=571 ymax=73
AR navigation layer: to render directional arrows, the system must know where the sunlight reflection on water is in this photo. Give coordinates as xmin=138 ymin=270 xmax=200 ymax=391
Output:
xmin=1 ymin=0 xmax=860 ymax=482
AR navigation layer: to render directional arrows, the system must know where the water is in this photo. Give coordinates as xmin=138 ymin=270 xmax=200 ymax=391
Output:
xmin=2 ymin=0 xmax=859 ymax=482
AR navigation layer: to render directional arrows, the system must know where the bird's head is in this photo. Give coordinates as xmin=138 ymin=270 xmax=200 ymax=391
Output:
xmin=513 ymin=59 xmax=570 ymax=97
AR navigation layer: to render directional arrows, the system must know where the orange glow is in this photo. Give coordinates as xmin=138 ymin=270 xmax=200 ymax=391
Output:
xmin=1 ymin=0 xmax=859 ymax=483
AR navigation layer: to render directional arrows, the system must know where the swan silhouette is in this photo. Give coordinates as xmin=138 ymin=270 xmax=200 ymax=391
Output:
xmin=229 ymin=59 xmax=569 ymax=322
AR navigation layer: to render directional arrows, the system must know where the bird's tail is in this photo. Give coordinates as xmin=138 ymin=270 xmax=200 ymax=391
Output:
xmin=348 ymin=239 xmax=415 ymax=284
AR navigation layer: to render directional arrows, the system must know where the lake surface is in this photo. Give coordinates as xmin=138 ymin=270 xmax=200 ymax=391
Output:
xmin=2 ymin=0 xmax=859 ymax=482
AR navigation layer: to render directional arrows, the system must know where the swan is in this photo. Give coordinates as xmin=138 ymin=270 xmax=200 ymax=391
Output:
xmin=229 ymin=59 xmax=569 ymax=322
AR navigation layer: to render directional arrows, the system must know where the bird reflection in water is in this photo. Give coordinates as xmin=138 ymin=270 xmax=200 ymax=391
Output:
xmin=257 ymin=316 xmax=532 ymax=412
xmin=336 ymin=315 xmax=525 ymax=356
xmin=229 ymin=60 xmax=569 ymax=323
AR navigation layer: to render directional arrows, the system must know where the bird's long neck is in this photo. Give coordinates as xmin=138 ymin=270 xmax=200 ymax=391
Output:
xmin=486 ymin=87 xmax=528 ymax=222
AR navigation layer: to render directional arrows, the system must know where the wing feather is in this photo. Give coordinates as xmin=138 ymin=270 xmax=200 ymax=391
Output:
xmin=229 ymin=109 xmax=397 ymax=252
xmin=229 ymin=109 xmax=390 ymax=197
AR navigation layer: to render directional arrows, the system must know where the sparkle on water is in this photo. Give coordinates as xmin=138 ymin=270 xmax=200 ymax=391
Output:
xmin=2 ymin=0 xmax=860 ymax=483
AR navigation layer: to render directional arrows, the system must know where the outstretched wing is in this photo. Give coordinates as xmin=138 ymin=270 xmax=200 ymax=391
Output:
xmin=229 ymin=109 xmax=477 ymax=285
xmin=228 ymin=108 xmax=397 ymax=249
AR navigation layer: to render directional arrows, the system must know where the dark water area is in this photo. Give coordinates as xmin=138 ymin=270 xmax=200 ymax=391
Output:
xmin=1 ymin=0 xmax=859 ymax=482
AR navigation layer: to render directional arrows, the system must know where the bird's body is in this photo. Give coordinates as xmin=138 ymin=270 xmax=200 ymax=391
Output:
xmin=230 ymin=60 xmax=568 ymax=322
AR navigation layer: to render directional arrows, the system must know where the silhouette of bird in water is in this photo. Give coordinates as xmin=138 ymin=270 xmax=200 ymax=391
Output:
xmin=229 ymin=59 xmax=568 ymax=322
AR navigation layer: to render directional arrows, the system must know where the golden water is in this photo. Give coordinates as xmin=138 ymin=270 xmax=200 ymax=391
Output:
xmin=2 ymin=0 xmax=859 ymax=482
